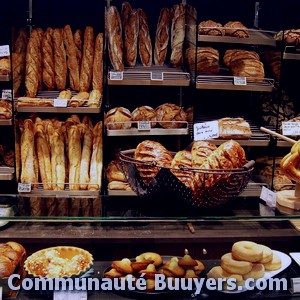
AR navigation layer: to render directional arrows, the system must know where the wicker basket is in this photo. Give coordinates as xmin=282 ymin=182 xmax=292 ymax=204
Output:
xmin=119 ymin=149 xmax=255 ymax=208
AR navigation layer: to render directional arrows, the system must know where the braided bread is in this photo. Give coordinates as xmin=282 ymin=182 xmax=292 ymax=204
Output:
xmin=281 ymin=141 xmax=300 ymax=182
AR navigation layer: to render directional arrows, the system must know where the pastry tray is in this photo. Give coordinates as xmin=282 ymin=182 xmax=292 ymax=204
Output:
xmin=16 ymin=91 xmax=102 ymax=114
xmin=196 ymin=75 xmax=274 ymax=92
xmin=0 ymin=119 xmax=12 ymax=126
xmin=0 ymin=166 xmax=14 ymax=180
xmin=198 ymin=28 xmax=276 ymax=46
xmin=107 ymin=65 xmax=190 ymax=86
xmin=283 ymin=46 xmax=300 ymax=60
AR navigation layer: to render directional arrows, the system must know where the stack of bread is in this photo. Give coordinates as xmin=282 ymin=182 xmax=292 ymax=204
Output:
xmin=260 ymin=51 xmax=281 ymax=81
xmin=17 ymin=115 xmax=102 ymax=191
xmin=199 ymin=20 xmax=249 ymax=38
xmin=106 ymin=160 xmax=132 ymax=191
xmin=275 ymin=29 xmax=300 ymax=45
xmin=0 ymin=99 xmax=12 ymax=119
xmin=207 ymin=241 xmax=282 ymax=291
xmin=13 ymin=26 xmax=103 ymax=101
xmin=105 ymin=103 xmax=188 ymax=130
xmin=185 ymin=47 xmax=219 ymax=74
xmin=104 ymin=250 xmax=205 ymax=292
xmin=224 ymin=49 xmax=265 ymax=81
xmin=0 ymin=145 xmax=14 ymax=167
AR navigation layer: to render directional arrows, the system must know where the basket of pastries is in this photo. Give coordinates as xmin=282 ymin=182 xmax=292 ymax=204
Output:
xmin=119 ymin=139 xmax=255 ymax=208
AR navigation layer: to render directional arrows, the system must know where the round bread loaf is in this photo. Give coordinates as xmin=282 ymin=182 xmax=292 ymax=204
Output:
xmin=132 ymin=106 xmax=157 ymax=127
xmin=105 ymin=107 xmax=132 ymax=130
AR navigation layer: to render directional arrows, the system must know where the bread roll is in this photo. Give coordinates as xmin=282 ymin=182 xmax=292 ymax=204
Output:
xmin=198 ymin=20 xmax=224 ymax=36
xmin=63 ymin=25 xmax=80 ymax=91
xmin=80 ymin=26 xmax=95 ymax=92
xmin=191 ymin=141 xmax=217 ymax=169
xmin=154 ymin=7 xmax=170 ymax=66
xmin=185 ymin=5 xmax=197 ymax=48
xmin=224 ymin=21 xmax=249 ymax=38
xmin=58 ymin=90 xmax=72 ymax=99
xmin=132 ymin=106 xmax=156 ymax=127
xmin=105 ymin=107 xmax=132 ymax=130
xmin=106 ymin=160 xmax=126 ymax=182
xmin=93 ymin=33 xmax=103 ymax=92
xmin=155 ymin=103 xmax=187 ymax=128
xmin=170 ymin=4 xmax=185 ymax=67
xmin=124 ymin=9 xmax=139 ymax=67
xmin=70 ymin=91 xmax=89 ymax=107
xmin=106 ymin=6 xmax=124 ymax=71
xmin=42 ymin=28 xmax=55 ymax=90
xmin=52 ymin=28 xmax=67 ymax=91
xmin=121 ymin=2 xmax=132 ymax=29
xmin=138 ymin=9 xmax=152 ymax=67
xmin=74 ymin=29 xmax=83 ymax=71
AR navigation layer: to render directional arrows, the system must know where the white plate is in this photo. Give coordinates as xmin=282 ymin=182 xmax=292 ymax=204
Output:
xmin=222 ymin=250 xmax=292 ymax=294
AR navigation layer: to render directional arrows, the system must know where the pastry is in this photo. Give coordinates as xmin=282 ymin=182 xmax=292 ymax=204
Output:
xmin=185 ymin=5 xmax=197 ymax=48
xmin=105 ymin=107 xmax=132 ymax=130
xmin=93 ymin=33 xmax=103 ymax=92
xmin=88 ymin=89 xmax=101 ymax=108
xmin=224 ymin=21 xmax=249 ymax=38
xmin=138 ymin=9 xmax=152 ymax=67
xmin=132 ymin=106 xmax=156 ymax=127
xmin=218 ymin=117 xmax=252 ymax=139
xmin=155 ymin=103 xmax=187 ymax=129
xmin=154 ymin=7 xmax=170 ymax=66
xmin=198 ymin=20 xmax=224 ymax=36
xmin=74 ymin=29 xmax=82 ymax=71
xmin=80 ymin=26 xmax=94 ymax=92
xmin=70 ymin=91 xmax=89 ymax=107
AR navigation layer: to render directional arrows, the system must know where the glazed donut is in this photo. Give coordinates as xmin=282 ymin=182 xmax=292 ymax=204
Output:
xmin=138 ymin=252 xmax=163 ymax=267
xmin=243 ymin=263 xmax=265 ymax=280
xmin=232 ymin=241 xmax=263 ymax=262
xmin=264 ymin=253 xmax=282 ymax=271
xmin=258 ymin=245 xmax=273 ymax=264
xmin=207 ymin=266 xmax=244 ymax=288
xmin=221 ymin=253 xmax=252 ymax=275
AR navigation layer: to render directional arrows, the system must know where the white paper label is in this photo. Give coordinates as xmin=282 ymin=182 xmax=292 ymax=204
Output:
xmin=282 ymin=122 xmax=300 ymax=136
xmin=0 ymin=286 xmax=2 ymax=300
xmin=110 ymin=71 xmax=123 ymax=80
xmin=234 ymin=76 xmax=247 ymax=86
xmin=0 ymin=45 xmax=9 ymax=57
xmin=53 ymin=290 xmax=87 ymax=300
xmin=291 ymin=278 xmax=300 ymax=293
xmin=18 ymin=183 xmax=31 ymax=193
xmin=1 ymin=89 xmax=12 ymax=100
xmin=54 ymin=98 xmax=68 ymax=107
xmin=260 ymin=186 xmax=277 ymax=208
xmin=194 ymin=121 xmax=219 ymax=140
xmin=151 ymin=72 xmax=164 ymax=81
xmin=138 ymin=121 xmax=151 ymax=131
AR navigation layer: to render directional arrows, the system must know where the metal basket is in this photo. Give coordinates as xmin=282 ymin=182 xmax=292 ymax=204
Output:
xmin=119 ymin=149 xmax=255 ymax=208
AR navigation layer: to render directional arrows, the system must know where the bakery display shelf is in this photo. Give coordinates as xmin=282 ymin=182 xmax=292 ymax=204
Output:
xmin=0 ymin=166 xmax=14 ymax=180
xmin=283 ymin=46 xmax=300 ymax=60
xmin=0 ymin=119 xmax=12 ymax=126
xmin=107 ymin=65 xmax=190 ymax=86
xmin=198 ymin=28 xmax=276 ymax=46
xmin=196 ymin=75 xmax=274 ymax=92
xmin=108 ymin=189 xmax=136 ymax=196
xmin=0 ymin=74 xmax=10 ymax=82
xmin=16 ymin=90 xmax=102 ymax=113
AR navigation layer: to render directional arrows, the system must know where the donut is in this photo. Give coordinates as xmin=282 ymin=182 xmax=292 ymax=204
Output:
xmin=243 ymin=264 xmax=265 ymax=280
xmin=264 ymin=253 xmax=282 ymax=271
xmin=232 ymin=241 xmax=263 ymax=262
xmin=138 ymin=252 xmax=163 ymax=267
xmin=221 ymin=253 xmax=253 ymax=275
xmin=258 ymin=245 xmax=273 ymax=264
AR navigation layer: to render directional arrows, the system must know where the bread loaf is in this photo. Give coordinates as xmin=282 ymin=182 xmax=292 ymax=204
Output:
xmin=52 ymin=28 xmax=67 ymax=91
xmin=106 ymin=6 xmax=124 ymax=71
xmin=185 ymin=5 xmax=197 ymax=48
xmin=138 ymin=9 xmax=152 ymax=67
xmin=198 ymin=20 xmax=224 ymax=36
xmin=88 ymin=89 xmax=101 ymax=107
xmin=154 ymin=7 xmax=170 ymax=66
xmin=63 ymin=25 xmax=80 ymax=91
xmin=108 ymin=181 xmax=132 ymax=190
xmin=14 ymin=28 xmax=28 ymax=55
xmin=15 ymin=120 xmax=21 ymax=182
xmin=230 ymin=59 xmax=265 ymax=81
xmin=224 ymin=21 xmax=249 ymax=38
xmin=106 ymin=160 xmax=126 ymax=182
xmin=155 ymin=103 xmax=187 ymax=128
xmin=35 ymin=28 xmax=44 ymax=91
xmin=74 ymin=29 xmax=83 ymax=71
xmin=191 ymin=141 xmax=217 ymax=169
xmin=124 ymin=9 xmax=139 ymax=67
xmin=42 ymin=28 xmax=55 ymax=90
xmin=70 ymin=91 xmax=89 ymax=107
xmin=93 ymin=33 xmax=103 ymax=92
xmin=170 ymin=4 xmax=185 ymax=67
xmin=80 ymin=26 xmax=94 ymax=92
xmin=218 ymin=118 xmax=252 ymax=139
xmin=132 ymin=106 xmax=156 ymax=127
xmin=105 ymin=107 xmax=132 ymax=129
xmin=58 ymin=90 xmax=72 ymax=99
xmin=121 ymin=2 xmax=132 ymax=29
xmin=12 ymin=53 xmax=25 ymax=97
xmin=223 ymin=49 xmax=259 ymax=67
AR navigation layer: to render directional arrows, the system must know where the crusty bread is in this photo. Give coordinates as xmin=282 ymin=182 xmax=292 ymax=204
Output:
xmin=132 ymin=106 xmax=156 ymax=127
xmin=105 ymin=107 xmax=132 ymax=130
xmin=42 ymin=28 xmax=55 ymax=90
xmin=138 ymin=9 xmax=152 ymax=67
xmin=185 ymin=5 xmax=197 ymax=48
xmin=74 ymin=29 xmax=83 ymax=71
xmin=218 ymin=118 xmax=252 ymax=139
xmin=198 ymin=20 xmax=224 ymax=36
xmin=155 ymin=103 xmax=187 ymax=128
xmin=224 ymin=21 xmax=249 ymax=38
xmin=93 ymin=33 xmax=103 ymax=92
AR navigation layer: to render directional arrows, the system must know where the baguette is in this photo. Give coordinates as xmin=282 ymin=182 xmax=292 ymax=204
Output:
xmin=74 ymin=29 xmax=83 ymax=71
xmin=42 ymin=28 xmax=55 ymax=90
xmin=121 ymin=2 xmax=132 ymax=29
xmin=35 ymin=28 xmax=44 ymax=91
xmin=138 ymin=9 xmax=152 ymax=67
xmin=15 ymin=120 xmax=21 ymax=182
xmin=14 ymin=28 xmax=28 ymax=55
xmin=185 ymin=5 xmax=197 ymax=48
xmin=12 ymin=53 xmax=25 ymax=97
xmin=79 ymin=26 xmax=95 ymax=92
xmin=92 ymin=33 xmax=103 ymax=92
xmin=17 ymin=97 xmax=53 ymax=107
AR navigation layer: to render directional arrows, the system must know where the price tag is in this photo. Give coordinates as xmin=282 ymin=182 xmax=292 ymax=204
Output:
xmin=54 ymin=98 xmax=68 ymax=107
xmin=194 ymin=121 xmax=219 ymax=141
xmin=260 ymin=186 xmax=277 ymax=208
xmin=233 ymin=76 xmax=247 ymax=86
xmin=151 ymin=72 xmax=164 ymax=81
xmin=53 ymin=290 xmax=87 ymax=300
xmin=109 ymin=71 xmax=123 ymax=80
xmin=282 ymin=122 xmax=300 ymax=136
xmin=291 ymin=278 xmax=300 ymax=294
xmin=18 ymin=183 xmax=31 ymax=193
xmin=0 ymin=45 xmax=9 ymax=57
xmin=1 ymin=89 xmax=12 ymax=100
xmin=138 ymin=121 xmax=151 ymax=131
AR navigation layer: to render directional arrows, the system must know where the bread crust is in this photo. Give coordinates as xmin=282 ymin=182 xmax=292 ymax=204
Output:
xmin=93 ymin=33 xmax=103 ymax=92
xmin=138 ymin=9 xmax=152 ymax=67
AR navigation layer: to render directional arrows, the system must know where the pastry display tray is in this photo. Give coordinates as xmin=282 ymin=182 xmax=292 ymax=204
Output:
xmin=198 ymin=29 xmax=276 ymax=46
xmin=0 ymin=166 xmax=14 ymax=180
xmin=196 ymin=75 xmax=274 ymax=92
xmin=0 ymin=74 xmax=10 ymax=81
xmin=16 ymin=91 xmax=101 ymax=114
xmin=283 ymin=46 xmax=300 ymax=60
xmin=107 ymin=65 xmax=190 ymax=86
xmin=0 ymin=119 xmax=12 ymax=126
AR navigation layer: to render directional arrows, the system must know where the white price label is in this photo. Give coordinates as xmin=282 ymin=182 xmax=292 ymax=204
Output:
xmin=109 ymin=71 xmax=123 ymax=80
xmin=233 ymin=76 xmax=247 ymax=86
xmin=54 ymin=98 xmax=68 ymax=107
xmin=151 ymin=72 xmax=164 ymax=81
xmin=291 ymin=278 xmax=300 ymax=294
xmin=260 ymin=186 xmax=277 ymax=208
xmin=1 ymin=89 xmax=12 ymax=100
xmin=0 ymin=45 xmax=9 ymax=57
xmin=282 ymin=122 xmax=300 ymax=136
xmin=18 ymin=183 xmax=31 ymax=193
xmin=138 ymin=121 xmax=151 ymax=131
xmin=194 ymin=121 xmax=219 ymax=141
xmin=53 ymin=290 xmax=87 ymax=300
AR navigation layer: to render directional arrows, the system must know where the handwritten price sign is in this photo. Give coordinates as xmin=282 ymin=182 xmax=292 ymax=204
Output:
xmin=194 ymin=121 xmax=219 ymax=141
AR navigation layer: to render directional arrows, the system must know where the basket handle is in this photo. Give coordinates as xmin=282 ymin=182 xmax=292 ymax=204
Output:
xmin=243 ymin=160 xmax=255 ymax=170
